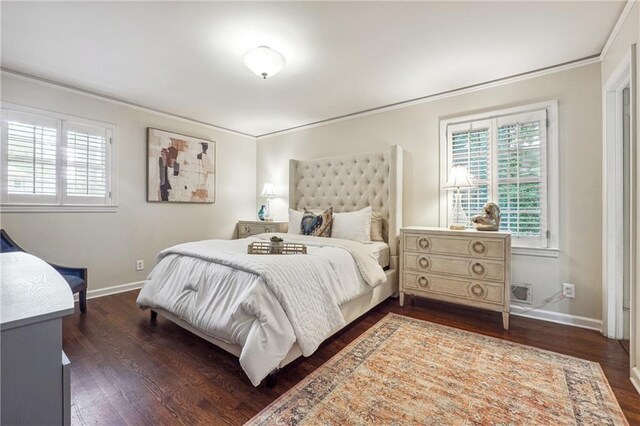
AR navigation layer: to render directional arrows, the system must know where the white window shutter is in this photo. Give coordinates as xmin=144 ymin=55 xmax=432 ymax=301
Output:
xmin=444 ymin=108 xmax=549 ymax=247
xmin=64 ymin=121 xmax=111 ymax=205
xmin=448 ymin=120 xmax=491 ymax=226
xmin=1 ymin=107 xmax=116 ymax=210
xmin=496 ymin=110 xmax=547 ymax=247
xmin=3 ymin=110 xmax=60 ymax=204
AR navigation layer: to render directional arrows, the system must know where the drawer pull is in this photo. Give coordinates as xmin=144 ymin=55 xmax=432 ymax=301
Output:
xmin=472 ymin=241 xmax=487 ymax=254
xmin=418 ymin=237 xmax=430 ymax=250
xmin=265 ymin=227 xmax=272 ymax=233
xmin=470 ymin=284 xmax=485 ymax=297
xmin=471 ymin=262 xmax=485 ymax=275
xmin=244 ymin=225 xmax=251 ymax=233
xmin=417 ymin=276 xmax=429 ymax=288
xmin=418 ymin=256 xmax=430 ymax=269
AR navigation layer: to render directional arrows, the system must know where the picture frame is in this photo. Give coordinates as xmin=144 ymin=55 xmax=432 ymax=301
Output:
xmin=146 ymin=127 xmax=216 ymax=203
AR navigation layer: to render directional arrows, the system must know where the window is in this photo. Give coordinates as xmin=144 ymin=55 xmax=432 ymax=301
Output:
xmin=1 ymin=105 xmax=116 ymax=211
xmin=440 ymin=102 xmax=558 ymax=250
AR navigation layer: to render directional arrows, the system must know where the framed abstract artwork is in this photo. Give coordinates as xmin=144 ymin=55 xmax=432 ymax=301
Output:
xmin=147 ymin=128 xmax=216 ymax=203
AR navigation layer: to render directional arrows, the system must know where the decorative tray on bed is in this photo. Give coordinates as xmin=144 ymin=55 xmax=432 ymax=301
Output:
xmin=247 ymin=241 xmax=307 ymax=255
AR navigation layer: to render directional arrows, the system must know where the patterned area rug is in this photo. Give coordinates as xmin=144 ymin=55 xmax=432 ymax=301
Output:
xmin=247 ymin=313 xmax=628 ymax=425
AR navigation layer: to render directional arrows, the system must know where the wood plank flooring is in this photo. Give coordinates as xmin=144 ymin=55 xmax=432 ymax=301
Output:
xmin=63 ymin=291 xmax=640 ymax=425
xmin=621 ymin=339 xmax=631 ymax=355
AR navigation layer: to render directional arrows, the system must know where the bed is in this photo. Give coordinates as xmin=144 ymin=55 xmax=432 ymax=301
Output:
xmin=137 ymin=145 xmax=403 ymax=386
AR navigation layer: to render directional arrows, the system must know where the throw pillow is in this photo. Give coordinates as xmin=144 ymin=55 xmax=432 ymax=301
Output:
xmin=370 ymin=211 xmax=384 ymax=241
xmin=300 ymin=207 xmax=333 ymax=237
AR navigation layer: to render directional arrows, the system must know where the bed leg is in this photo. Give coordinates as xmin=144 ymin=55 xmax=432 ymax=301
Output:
xmin=265 ymin=369 xmax=280 ymax=388
xmin=150 ymin=310 xmax=157 ymax=321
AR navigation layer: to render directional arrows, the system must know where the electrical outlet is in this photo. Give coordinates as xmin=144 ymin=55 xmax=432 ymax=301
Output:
xmin=562 ymin=283 xmax=575 ymax=298
xmin=136 ymin=259 xmax=144 ymax=271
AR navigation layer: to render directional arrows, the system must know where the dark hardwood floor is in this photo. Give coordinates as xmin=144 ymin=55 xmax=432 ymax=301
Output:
xmin=63 ymin=290 xmax=640 ymax=425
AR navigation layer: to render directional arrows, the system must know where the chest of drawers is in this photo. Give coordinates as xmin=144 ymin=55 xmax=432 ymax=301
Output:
xmin=400 ymin=226 xmax=511 ymax=330
xmin=236 ymin=220 xmax=288 ymax=239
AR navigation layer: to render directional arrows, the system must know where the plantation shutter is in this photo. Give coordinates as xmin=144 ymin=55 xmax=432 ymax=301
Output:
xmin=445 ymin=108 xmax=549 ymax=247
xmin=448 ymin=120 xmax=491 ymax=224
xmin=496 ymin=110 xmax=547 ymax=246
xmin=64 ymin=122 xmax=111 ymax=205
xmin=1 ymin=108 xmax=115 ymax=209
xmin=3 ymin=110 xmax=60 ymax=204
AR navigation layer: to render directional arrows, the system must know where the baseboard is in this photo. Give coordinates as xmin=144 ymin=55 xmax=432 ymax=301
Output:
xmin=631 ymin=367 xmax=640 ymax=396
xmin=73 ymin=282 xmax=604 ymax=332
xmin=73 ymin=281 xmax=144 ymax=302
xmin=510 ymin=305 xmax=603 ymax=332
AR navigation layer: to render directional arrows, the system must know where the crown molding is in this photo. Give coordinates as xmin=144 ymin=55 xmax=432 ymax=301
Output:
xmin=3 ymin=50 xmax=604 ymax=142
xmin=257 ymin=55 xmax=600 ymax=140
xmin=600 ymin=0 xmax=636 ymax=61
xmin=0 ymin=68 xmax=256 ymax=140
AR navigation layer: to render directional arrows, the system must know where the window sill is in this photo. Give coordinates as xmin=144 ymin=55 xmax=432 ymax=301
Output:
xmin=512 ymin=246 xmax=559 ymax=258
xmin=0 ymin=204 xmax=118 ymax=213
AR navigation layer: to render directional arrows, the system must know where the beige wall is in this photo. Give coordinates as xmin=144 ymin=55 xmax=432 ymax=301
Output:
xmin=0 ymin=74 xmax=257 ymax=292
xmin=257 ymin=63 xmax=603 ymax=321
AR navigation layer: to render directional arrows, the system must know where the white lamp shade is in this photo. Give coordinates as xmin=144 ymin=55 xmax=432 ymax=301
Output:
xmin=443 ymin=166 xmax=474 ymax=190
xmin=261 ymin=182 xmax=276 ymax=197
xmin=244 ymin=46 xmax=286 ymax=79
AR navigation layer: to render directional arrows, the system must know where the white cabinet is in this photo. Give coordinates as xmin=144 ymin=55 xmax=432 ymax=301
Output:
xmin=400 ymin=226 xmax=511 ymax=330
xmin=1 ymin=252 xmax=74 ymax=425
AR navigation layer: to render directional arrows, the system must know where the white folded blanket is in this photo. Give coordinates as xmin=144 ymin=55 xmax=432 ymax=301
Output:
xmin=254 ymin=233 xmax=388 ymax=287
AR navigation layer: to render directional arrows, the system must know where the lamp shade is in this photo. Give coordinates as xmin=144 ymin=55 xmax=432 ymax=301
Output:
xmin=244 ymin=46 xmax=286 ymax=79
xmin=443 ymin=166 xmax=474 ymax=190
xmin=261 ymin=182 xmax=276 ymax=197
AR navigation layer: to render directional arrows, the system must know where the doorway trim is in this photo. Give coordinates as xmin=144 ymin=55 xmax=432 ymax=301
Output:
xmin=603 ymin=52 xmax=632 ymax=339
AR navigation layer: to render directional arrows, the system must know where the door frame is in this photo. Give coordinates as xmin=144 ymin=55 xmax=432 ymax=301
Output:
xmin=631 ymin=46 xmax=640 ymax=395
xmin=603 ymin=46 xmax=640 ymax=395
xmin=603 ymin=52 xmax=632 ymax=339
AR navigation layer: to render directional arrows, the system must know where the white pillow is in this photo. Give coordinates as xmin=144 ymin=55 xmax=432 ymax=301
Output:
xmin=288 ymin=208 xmax=304 ymax=234
xmin=331 ymin=206 xmax=372 ymax=243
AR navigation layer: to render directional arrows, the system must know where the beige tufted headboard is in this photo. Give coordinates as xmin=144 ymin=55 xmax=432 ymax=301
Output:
xmin=289 ymin=145 xmax=403 ymax=257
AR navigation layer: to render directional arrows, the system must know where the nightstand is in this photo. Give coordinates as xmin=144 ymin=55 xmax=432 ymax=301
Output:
xmin=400 ymin=226 xmax=511 ymax=330
xmin=236 ymin=220 xmax=288 ymax=239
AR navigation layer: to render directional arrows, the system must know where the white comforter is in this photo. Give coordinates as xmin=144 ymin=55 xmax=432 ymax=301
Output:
xmin=136 ymin=233 xmax=386 ymax=386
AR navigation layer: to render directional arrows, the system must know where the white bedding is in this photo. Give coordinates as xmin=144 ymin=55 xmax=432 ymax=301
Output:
xmin=136 ymin=233 xmax=387 ymax=386
xmin=368 ymin=241 xmax=390 ymax=269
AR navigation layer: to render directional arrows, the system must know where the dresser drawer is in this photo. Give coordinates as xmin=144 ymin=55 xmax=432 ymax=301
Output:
xmin=237 ymin=223 xmax=281 ymax=238
xmin=402 ymin=271 xmax=504 ymax=305
xmin=403 ymin=233 xmax=505 ymax=260
xmin=403 ymin=253 xmax=504 ymax=282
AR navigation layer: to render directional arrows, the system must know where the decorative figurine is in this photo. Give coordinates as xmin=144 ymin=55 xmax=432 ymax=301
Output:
xmin=471 ymin=202 xmax=501 ymax=231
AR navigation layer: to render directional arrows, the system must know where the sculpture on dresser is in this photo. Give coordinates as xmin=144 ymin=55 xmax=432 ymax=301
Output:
xmin=471 ymin=202 xmax=501 ymax=231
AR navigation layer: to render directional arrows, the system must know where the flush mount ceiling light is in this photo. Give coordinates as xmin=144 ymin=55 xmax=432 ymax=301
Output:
xmin=243 ymin=46 xmax=286 ymax=79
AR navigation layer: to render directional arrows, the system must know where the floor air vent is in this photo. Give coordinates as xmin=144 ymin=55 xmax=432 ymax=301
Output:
xmin=511 ymin=283 xmax=532 ymax=304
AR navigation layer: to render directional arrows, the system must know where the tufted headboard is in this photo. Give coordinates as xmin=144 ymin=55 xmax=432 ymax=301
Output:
xmin=289 ymin=145 xmax=403 ymax=256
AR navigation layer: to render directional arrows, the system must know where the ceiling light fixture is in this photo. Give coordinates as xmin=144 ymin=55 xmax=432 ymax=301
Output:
xmin=243 ymin=46 xmax=286 ymax=79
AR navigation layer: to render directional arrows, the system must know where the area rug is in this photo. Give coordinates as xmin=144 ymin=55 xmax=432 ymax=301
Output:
xmin=247 ymin=313 xmax=628 ymax=425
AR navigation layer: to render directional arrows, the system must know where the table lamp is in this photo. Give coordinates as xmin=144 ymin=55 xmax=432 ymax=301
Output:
xmin=443 ymin=166 xmax=474 ymax=230
xmin=260 ymin=182 xmax=276 ymax=221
